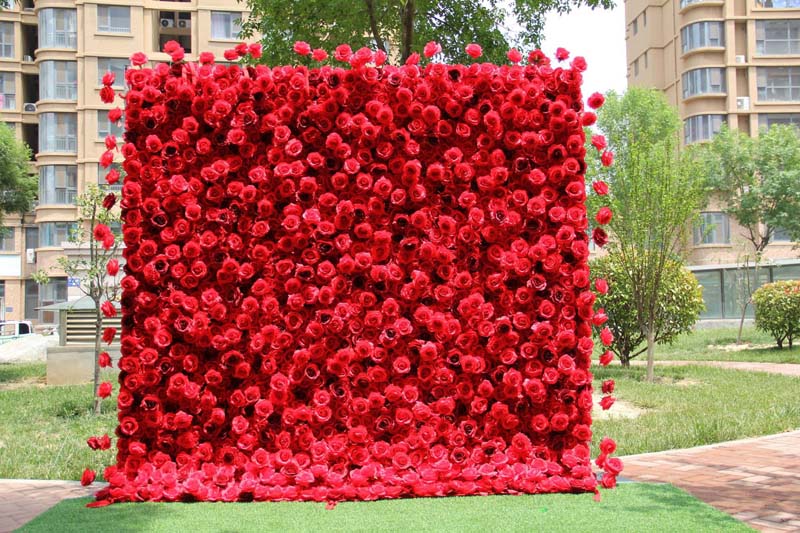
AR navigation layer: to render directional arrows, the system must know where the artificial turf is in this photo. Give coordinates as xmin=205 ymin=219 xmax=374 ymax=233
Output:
xmin=18 ymin=483 xmax=751 ymax=533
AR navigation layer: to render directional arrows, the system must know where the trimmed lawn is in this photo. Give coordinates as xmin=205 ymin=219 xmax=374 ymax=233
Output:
xmin=593 ymin=364 xmax=800 ymax=456
xmin=19 ymin=484 xmax=751 ymax=533
xmin=650 ymin=326 xmax=800 ymax=364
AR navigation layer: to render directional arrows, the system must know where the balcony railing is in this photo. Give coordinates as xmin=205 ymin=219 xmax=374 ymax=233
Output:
xmin=40 ymin=137 xmax=77 ymax=153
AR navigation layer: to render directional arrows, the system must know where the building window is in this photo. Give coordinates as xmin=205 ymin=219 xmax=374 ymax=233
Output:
xmin=39 ymin=61 xmax=78 ymax=101
xmin=756 ymin=20 xmax=800 ymax=55
xmin=684 ymin=114 xmax=726 ymax=144
xmin=211 ymin=12 xmax=242 ymax=40
xmin=633 ymin=58 xmax=639 ymax=76
xmin=39 ymin=166 xmax=77 ymax=205
xmin=643 ymin=11 xmax=647 ymax=26
xmin=39 ymin=113 xmax=77 ymax=153
xmin=39 ymin=222 xmax=77 ymax=247
xmin=632 ymin=18 xmax=638 ymax=35
xmin=0 ymin=72 xmax=15 ymax=110
xmin=644 ymin=51 xmax=648 ymax=68
xmin=97 ymin=58 xmax=128 ymax=88
xmin=97 ymin=110 xmax=124 ymax=139
xmin=98 ymin=163 xmax=124 ymax=192
xmin=773 ymin=227 xmax=795 ymax=242
xmin=38 ymin=8 xmax=77 ymax=49
xmin=0 ymin=22 xmax=14 ymax=58
xmin=0 ymin=227 xmax=14 ymax=252
xmin=694 ymin=270 xmax=722 ymax=318
xmin=757 ymin=66 xmax=800 ymax=101
xmin=681 ymin=0 xmax=711 ymax=7
xmin=758 ymin=113 xmax=800 ymax=129
xmin=26 ymin=277 xmax=67 ymax=323
xmin=681 ymin=21 xmax=725 ymax=53
xmin=694 ymin=212 xmax=731 ymax=245
xmin=682 ymin=68 xmax=726 ymax=98
xmin=756 ymin=0 xmax=800 ymax=7
xmin=97 ymin=5 xmax=131 ymax=33
xmin=25 ymin=226 xmax=38 ymax=250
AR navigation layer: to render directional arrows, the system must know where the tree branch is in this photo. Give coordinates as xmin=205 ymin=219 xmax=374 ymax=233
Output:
xmin=400 ymin=0 xmax=415 ymax=61
xmin=364 ymin=0 xmax=387 ymax=53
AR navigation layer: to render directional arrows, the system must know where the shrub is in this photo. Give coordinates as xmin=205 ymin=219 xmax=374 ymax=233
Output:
xmin=591 ymin=254 xmax=705 ymax=366
xmin=752 ymin=280 xmax=800 ymax=349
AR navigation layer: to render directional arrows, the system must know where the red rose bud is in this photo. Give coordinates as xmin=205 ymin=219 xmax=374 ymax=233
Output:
xmin=465 ymin=43 xmax=483 ymax=58
xmin=595 ymin=278 xmax=609 ymax=295
xmin=587 ymin=92 xmax=605 ymax=109
xmin=130 ymin=51 xmax=148 ymax=66
xmin=101 ymin=71 xmax=116 ymax=87
xmin=592 ymin=180 xmax=609 ymax=195
xmin=591 ymin=135 xmax=607 ymax=151
xmin=98 ymin=381 xmax=113 ymax=398
xmin=81 ymin=469 xmax=96 ymax=486
xmin=106 ymin=259 xmax=120 ymax=276
xmin=601 ymin=379 xmax=615 ymax=394
xmin=555 ymin=47 xmax=569 ymax=60
xmin=599 ymin=350 xmax=614 ymax=366
xmin=599 ymin=395 xmax=616 ymax=410
xmin=423 ymin=41 xmax=441 ymax=58
xmin=592 ymin=227 xmax=609 ymax=247
xmin=102 ymin=327 xmax=116 ymax=344
xmin=601 ymin=150 xmax=614 ymax=167
xmin=600 ymin=327 xmax=614 ymax=346
xmin=595 ymin=207 xmax=613 ymax=225
xmin=312 ymin=48 xmax=328 ymax=61
xmin=98 ymin=351 xmax=113 ymax=368
xmin=102 ymin=193 xmax=116 ymax=210
xmin=101 ymin=300 xmax=117 ymax=318
xmin=507 ymin=48 xmax=522 ymax=63
xmin=293 ymin=41 xmax=311 ymax=56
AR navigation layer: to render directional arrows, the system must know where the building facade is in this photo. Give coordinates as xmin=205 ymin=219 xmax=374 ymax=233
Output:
xmin=625 ymin=0 xmax=800 ymax=319
xmin=0 ymin=0 xmax=252 ymax=324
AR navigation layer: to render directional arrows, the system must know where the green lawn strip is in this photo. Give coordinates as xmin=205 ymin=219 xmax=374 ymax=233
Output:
xmin=0 ymin=362 xmax=46 ymax=384
xmin=593 ymin=364 xmax=800 ymax=456
xmin=648 ymin=327 xmax=800 ymax=364
xmin=19 ymin=484 xmax=751 ymax=533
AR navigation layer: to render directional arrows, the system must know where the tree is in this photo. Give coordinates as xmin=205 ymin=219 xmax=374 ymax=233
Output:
xmin=590 ymin=88 xmax=708 ymax=381
xmin=0 ymin=122 xmax=37 ymax=224
xmin=591 ymin=254 xmax=705 ymax=366
xmin=240 ymin=0 xmax=614 ymax=65
xmin=36 ymin=185 xmax=121 ymax=415
xmin=697 ymin=124 xmax=800 ymax=343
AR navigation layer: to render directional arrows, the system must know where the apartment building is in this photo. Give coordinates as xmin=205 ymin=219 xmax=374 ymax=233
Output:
xmin=0 ymin=0 xmax=252 ymax=324
xmin=625 ymin=0 xmax=800 ymax=319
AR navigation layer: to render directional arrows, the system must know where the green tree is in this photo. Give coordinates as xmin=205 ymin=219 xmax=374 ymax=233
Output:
xmin=240 ymin=0 xmax=614 ymax=65
xmin=590 ymin=88 xmax=708 ymax=381
xmin=36 ymin=185 xmax=121 ymax=415
xmin=0 ymin=122 xmax=37 ymax=223
xmin=697 ymin=124 xmax=800 ymax=342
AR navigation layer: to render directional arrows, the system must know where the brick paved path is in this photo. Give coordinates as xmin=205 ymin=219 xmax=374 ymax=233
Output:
xmin=622 ymin=430 xmax=800 ymax=532
xmin=0 ymin=479 xmax=101 ymax=532
xmin=631 ymin=360 xmax=800 ymax=377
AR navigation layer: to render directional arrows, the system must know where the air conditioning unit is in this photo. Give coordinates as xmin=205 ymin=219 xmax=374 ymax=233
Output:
xmin=160 ymin=18 xmax=175 ymax=28
xmin=26 ymin=249 xmax=35 ymax=264
xmin=23 ymin=54 xmax=33 ymax=62
xmin=23 ymin=102 xmax=36 ymax=112
xmin=735 ymin=55 xmax=746 ymax=64
xmin=737 ymin=96 xmax=750 ymax=110
xmin=178 ymin=19 xmax=190 ymax=29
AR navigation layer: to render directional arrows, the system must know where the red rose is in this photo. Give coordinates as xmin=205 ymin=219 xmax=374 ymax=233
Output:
xmin=600 ymin=327 xmax=614 ymax=346
xmin=599 ymin=350 xmax=614 ymax=366
xmin=81 ymin=469 xmax=96 ymax=486
xmin=248 ymin=43 xmax=262 ymax=58
xmin=102 ymin=71 xmax=115 ymax=86
xmin=423 ymin=41 xmax=441 ymax=58
xmin=601 ymin=379 xmax=615 ymax=394
xmin=591 ymin=135 xmax=607 ymax=151
xmin=98 ymin=381 xmax=113 ymax=398
xmin=312 ymin=48 xmax=328 ymax=61
xmin=101 ymin=300 xmax=117 ymax=318
xmin=587 ymin=92 xmax=605 ymax=109
xmin=108 ymin=108 xmax=123 ymax=123
xmin=507 ymin=48 xmax=522 ymax=63
xmin=601 ymin=150 xmax=614 ymax=167
xmin=199 ymin=51 xmax=215 ymax=64
xmin=595 ymin=207 xmax=613 ymax=225
xmin=555 ymin=47 xmax=569 ymax=60
xmin=600 ymin=437 xmax=617 ymax=455
xmin=465 ymin=43 xmax=482 ymax=58
xmin=294 ymin=41 xmax=311 ymax=56
xmin=102 ymin=193 xmax=116 ymax=210
xmin=102 ymin=327 xmax=116 ymax=344
xmin=595 ymin=278 xmax=609 ymax=295
xmin=599 ymin=395 xmax=616 ymax=410
xmin=130 ymin=52 xmax=148 ymax=66
xmin=334 ymin=44 xmax=352 ymax=62
xmin=592 ymin=180 xmax=609 ymax=195
xmin=604 ymin=457 xmax=624 ymax=476
xmin=98 ymin=352 xmax=112 ymax=368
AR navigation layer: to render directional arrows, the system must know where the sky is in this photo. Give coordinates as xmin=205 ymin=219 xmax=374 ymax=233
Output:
xmin=539 ymin=3 xmax=628 ymax=96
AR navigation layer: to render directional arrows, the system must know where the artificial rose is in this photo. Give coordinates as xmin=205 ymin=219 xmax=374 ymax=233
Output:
xmin=465 ymin=43 xmax=483 ymax=58
xmin=98 ymin=352 xmax=112 ymax=368
xmin=294 ymin=41 xmax=311 ymax=56
xmin=98 ymin=381 xmax=113 ymax=398
xmin=81 ymin=469 xmax=96 ymax=486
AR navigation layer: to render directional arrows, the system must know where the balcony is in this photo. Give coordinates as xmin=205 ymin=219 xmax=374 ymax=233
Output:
xmin=21 ymin=123 xmax=38 ymax=160
xmin=156 ymin=11 xmax=192 ymax=53
xmin=22 ymin=24 xmax=37 ymax=62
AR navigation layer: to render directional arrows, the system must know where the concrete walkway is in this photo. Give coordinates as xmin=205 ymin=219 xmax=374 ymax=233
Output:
xmin=631 ymin=359 xmax=800 ymax=377
xmin=622 ymin=430 xmax=800 ymax=532
xmin=0 ymin=479 xmax=100 ymax=532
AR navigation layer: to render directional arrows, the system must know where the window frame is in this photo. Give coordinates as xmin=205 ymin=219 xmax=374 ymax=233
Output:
xmin=39 ymin=113 xmax=78 ymax=153
xmin=39 ymin=60 xmax=78 ymax=101
xmin=681 ymin=21 xmax=725 ymax=54
xmin=97 ymin=58 xmax=128 ymax=88
xmin=684 ymin=114 xmax=726 ymax=144
xmin=210 ymin=11 xmax=242 ymax=40
xmin=757 ymin=66 xmax=800 ymax=101
xmin=0 ymin=71 xmax=15 ymax=110
xmin=0 ymin=21 xmax=15 ymax=58
xmin=682 ymin=67 xmax=726 ymax=98
xmin=39 ymin=165 xmax=78 ymax=205
xmin=97 ymin=5 xmax=131 ymax=33
xmin=38 ymin=8 xmax=78 ymax=49
xmin=694 ymin=211 xmax=731 ymax=245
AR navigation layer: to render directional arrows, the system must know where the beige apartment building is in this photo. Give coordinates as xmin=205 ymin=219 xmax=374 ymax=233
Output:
xmin=0 ymin=0 xmax=252 ymax=324
xmin=625 ymin=0 xmax=800 ymax=319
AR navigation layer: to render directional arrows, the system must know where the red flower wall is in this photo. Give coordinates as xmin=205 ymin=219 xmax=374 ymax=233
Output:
xmin=98 ymin=44 xmax=620 ymax=504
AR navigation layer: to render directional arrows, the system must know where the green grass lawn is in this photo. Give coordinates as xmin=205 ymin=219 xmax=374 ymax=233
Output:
xmin=643 ymin=326 xmax=800 ymax=364
xmin=593 ymin=364 xmax=800 ymax=456
xmin=19 ymin=484 xmax=751 ymax=533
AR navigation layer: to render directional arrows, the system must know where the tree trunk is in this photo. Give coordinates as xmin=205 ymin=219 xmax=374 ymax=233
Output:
xmin=619 ymin=354 xmax=630 ymax=368
xmin=364 ymin=0 xmax=386 ymax=53
xmin=736 ymin=302 xmax=748 ymax=345
xmin=93 ymin=305 xmax=103 ymax=415
xmin=400 ymin=0 xmax=415 ymax=62
xmin=645 ymin=327 xmax=656 ymax=382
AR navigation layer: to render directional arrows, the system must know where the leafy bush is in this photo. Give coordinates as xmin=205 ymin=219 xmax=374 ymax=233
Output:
xmin=591 ymin=254 xmax=705 ymax=365
xmin=752 ymin=280 xmax=800 ymax=349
